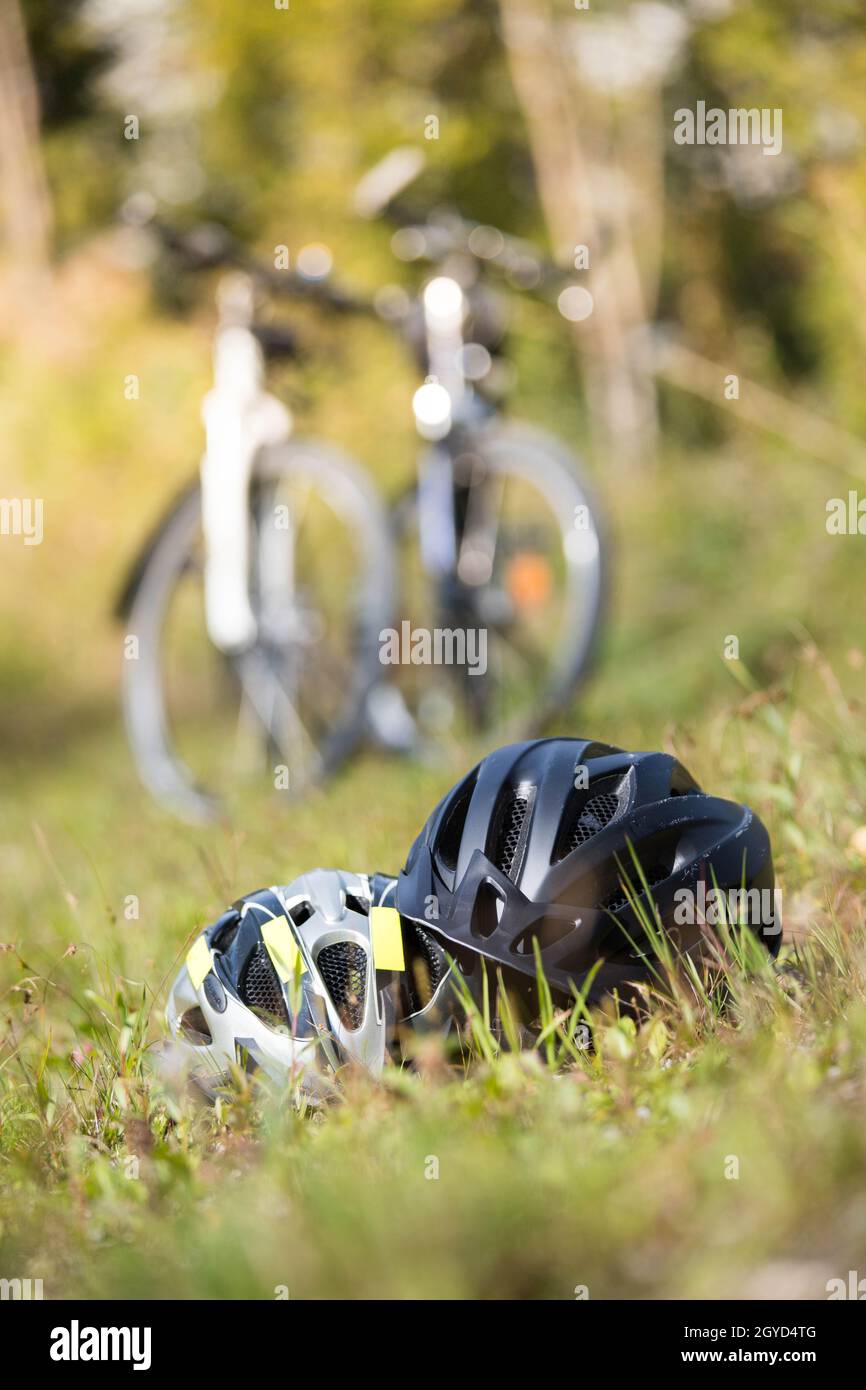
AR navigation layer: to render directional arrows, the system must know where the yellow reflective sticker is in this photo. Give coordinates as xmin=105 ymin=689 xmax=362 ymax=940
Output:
xmin=262 ymin=915 xmax=305 ymax=982
xmin=370 ymin=906 xmax=405 ymax=972
xmin=186 ymin=935 xmax=213 ymax=990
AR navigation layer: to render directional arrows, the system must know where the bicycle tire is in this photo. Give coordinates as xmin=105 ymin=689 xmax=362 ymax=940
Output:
xmin=121 ymin=439 xmax=394 ymax=821
xmin=390 ymin=419 xmax=606 ymax=739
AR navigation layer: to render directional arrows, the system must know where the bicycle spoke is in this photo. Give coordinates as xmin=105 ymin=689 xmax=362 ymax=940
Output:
xmin=458 ymin=470 xmax=506 ymax=585
xmin=234 ymin=647 xmax=324 ymax=781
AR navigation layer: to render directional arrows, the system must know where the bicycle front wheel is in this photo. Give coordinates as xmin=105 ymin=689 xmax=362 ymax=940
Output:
xmin=392 ymin=421 xmax=606 ymax=741
xmin=122 ymin=439 xmax=393 ymax=821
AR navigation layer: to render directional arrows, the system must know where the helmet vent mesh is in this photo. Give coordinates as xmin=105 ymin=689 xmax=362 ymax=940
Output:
xmin=241 ymin=942 xmax=289 ymax=1024
xmin=404 ymin=924 xmax=446 ymax=1013
xmin=554 ymin=777 xmax=623 ymax=861
xmin=316 ymin=942 xmax=367 ymax=1031
xmin=495 ymin=789 xmax=531 ymax=880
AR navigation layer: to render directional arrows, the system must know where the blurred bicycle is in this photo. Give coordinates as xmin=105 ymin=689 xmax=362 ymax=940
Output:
xmin=355 ymin=150 xmax=606 ymax=746
xmin=116 ymin=208 xmax=393 ymax=822
xmin=118 ymin=169 xmax=606 ymax=819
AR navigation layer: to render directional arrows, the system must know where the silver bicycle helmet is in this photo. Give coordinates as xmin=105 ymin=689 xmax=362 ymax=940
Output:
xmin=166 ymin=868 xmax=451 ymax=1098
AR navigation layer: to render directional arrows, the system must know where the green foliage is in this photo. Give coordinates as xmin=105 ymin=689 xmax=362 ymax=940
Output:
xmin=21 ymin=0 xmax=121 ymax=242
xmin=24 ymin=0 xmax=866 ymax=424
xmin=22 ymin=0 xmax=114 ymax=129
xmin=665 ymin=0 xmax=866 ymax=423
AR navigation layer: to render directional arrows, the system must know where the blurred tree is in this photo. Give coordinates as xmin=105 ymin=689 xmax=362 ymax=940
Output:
xmin=661 ymin=0 xmax=866 ymax=443
xmin=500 ymin=0 xmax=670 ymax=469
xmin=499 ymin=0 xmax=866 ymax=461
xmin=22 ymin=0 xmax=866 ymax=450
xmin=0 ymin=0 xmax=52 ymax=271
xmin=13 ymin=0 xmax=119 ymax=249
xmin=22 ymin=0 xmax=114 ymax=129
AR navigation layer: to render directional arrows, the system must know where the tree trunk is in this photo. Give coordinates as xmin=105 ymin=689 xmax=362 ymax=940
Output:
xmin=498 ymin=0 xmax=658 ymax=470
xmin=0 ymin=0 xmax=52 ymax=275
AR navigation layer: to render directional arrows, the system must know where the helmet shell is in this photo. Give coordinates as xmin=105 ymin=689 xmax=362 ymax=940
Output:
xmin=396 ymin=738 xmax=779 ymax=1007
xmin=166 ymin=868 xmax=452 ymax=1097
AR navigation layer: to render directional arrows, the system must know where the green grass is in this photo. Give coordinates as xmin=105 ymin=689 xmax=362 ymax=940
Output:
xmin=3 ymin=251 xmax=866 ymax=1298
xmin=3 ymin=656 xmax=866 ymax=1299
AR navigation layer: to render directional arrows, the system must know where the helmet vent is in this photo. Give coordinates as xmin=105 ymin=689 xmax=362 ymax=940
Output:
xmin=403 ymin=924 xmax=446 ymax=1013
xmin=511 ymin=915 xmax=576 ymax=956
xmin=582 ymin=741 xmax=617 ymax=760
xmin=553 ymin=776 xmax=624 ymax=862
xmin=240 ymin=942 xmax=289 ymax=1024
xmin=494 ymin=787 xmax=533 ymax=881
xmin=604 ymin=863 xmax=669 ymax=915
xmin=179 ymin=1006 xmax=212 ymax=1044
xmin=211 ymin=915 xmax=240 ymax=954
xmin=316 ymin=942 xmax=367 ymax=1031
xmin=670 ymin=763 xmax=701 ymax=796
xmin=344 ymin=892 xmax=369 ymax=916
xmin=471 ymin=880 xmax=504 ymax=939
xmin=437 ymin=772 xmax=478 ymax=872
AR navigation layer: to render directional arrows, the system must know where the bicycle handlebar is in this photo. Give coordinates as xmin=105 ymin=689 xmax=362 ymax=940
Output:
xmin=128 ymin=196 xmax=576 ymax=333
xmin=385 ymin=202 xmax=575 ymax=303
xmin=139 ymin=212 xmax=376 ymax=317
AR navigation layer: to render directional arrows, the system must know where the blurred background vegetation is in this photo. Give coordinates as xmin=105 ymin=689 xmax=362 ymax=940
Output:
xmin=2 ymin=0 xmax=866 ymax=757
xmin=2 ymin=0 xmax=866 ymax=1299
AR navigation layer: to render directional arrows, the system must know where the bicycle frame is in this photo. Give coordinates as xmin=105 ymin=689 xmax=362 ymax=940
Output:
xmin=412 ymin=272 xmax=500 ymax=592
xmin=199 ymin=272 xmax=292 ymax=653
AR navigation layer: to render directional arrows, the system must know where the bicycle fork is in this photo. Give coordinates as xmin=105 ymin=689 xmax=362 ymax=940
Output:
xmin=200 ymin=300 xmax=292 ymax=654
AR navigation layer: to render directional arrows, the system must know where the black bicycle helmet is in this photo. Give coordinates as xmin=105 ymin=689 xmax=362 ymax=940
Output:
xmin=396 ymin=738 xmax=780 ymax=1011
